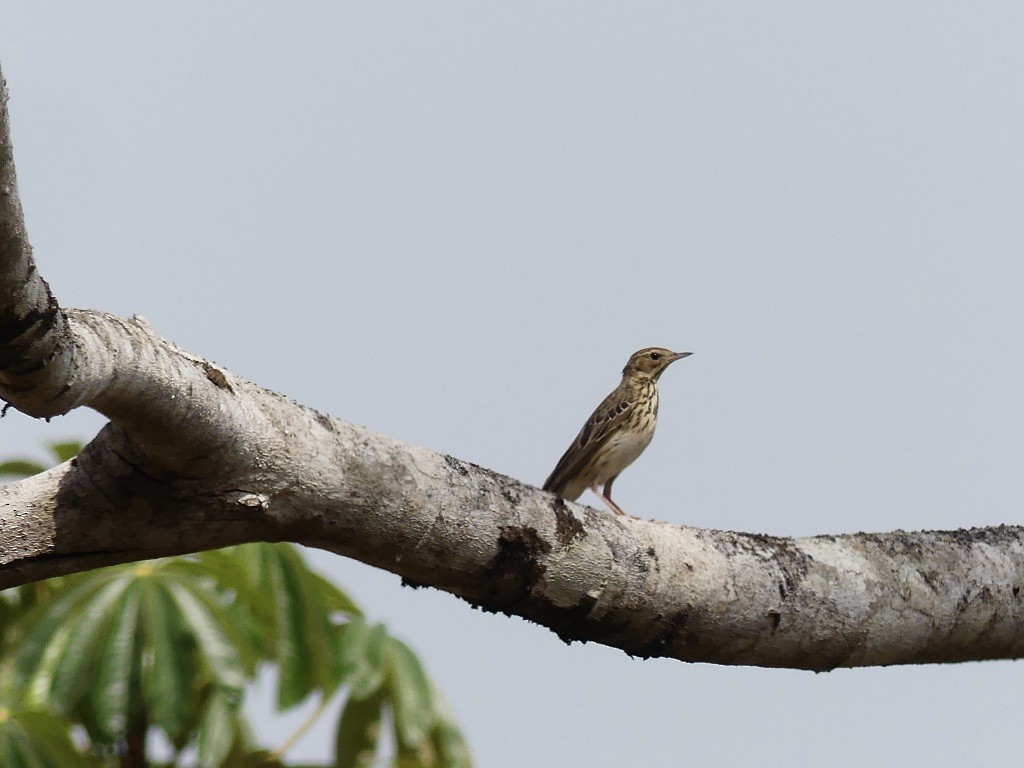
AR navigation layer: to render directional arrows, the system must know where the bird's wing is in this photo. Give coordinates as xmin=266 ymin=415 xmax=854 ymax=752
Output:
xmin=542 ymin=387 xmax=636 ymax=495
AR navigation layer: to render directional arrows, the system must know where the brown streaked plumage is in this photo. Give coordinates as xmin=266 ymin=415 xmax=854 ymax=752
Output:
xmin=543 ymin=347 xmax=692 ymax=516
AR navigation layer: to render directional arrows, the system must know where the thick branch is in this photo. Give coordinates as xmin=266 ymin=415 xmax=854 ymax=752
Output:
xmin=0 ymin=65 xmax=74 ymax=416
xmin=2 ymin=60 xmax=1023 ymax=672
xmin=2 ymin=383 xmax=1023 ymax=671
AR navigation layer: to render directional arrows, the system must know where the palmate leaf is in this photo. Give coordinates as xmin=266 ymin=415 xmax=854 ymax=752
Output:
xmin=14 ymin=561 xmax=255 ymax=754
xmin=16 ymin=573 xmax=129 ymax=710
xmin=330 ymin=628 xmax=475 ymax=768
xmin=195 ymin=547 xmax=276 ymax=659
xmin=175 ymin=553 xmax=269 ymax=620
xmin=158 ymin=559 xmax=262 ymax=674
xmin=212 ymin=542 xmax=357 ymax=708
xmin=330 ymin=624 xmax=476 ymax=768
xmin=49 ymin=576 xmax=133 ymax=715
xmin=164 ymin=580 xmax=249 ymax=701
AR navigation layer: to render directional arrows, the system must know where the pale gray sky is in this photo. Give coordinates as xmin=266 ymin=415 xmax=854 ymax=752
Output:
xmin=3 ymin=3 xmax=1024 ymax=765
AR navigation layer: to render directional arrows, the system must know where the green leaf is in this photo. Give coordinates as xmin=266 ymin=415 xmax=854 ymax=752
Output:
xmin=7 ymin=722 xmax=38 ymax=768
xmin=21 ymin=623 xmax=72 ymax=710
xmin=13 ymin=573 xmax=130 ymax=716
xmin=91 ymin=583 xmax=142 ymax=740
xmin=386 ymin=638 xmax=434 ymax=754
xmin=0 ymin=461 xmax=48 ymax=479
xmin=171 ymin=554 xmax=268 ymax=622
xmin=160 ymin=559 xmax=263 ymax=673
xmin=0 ymin=708 xmax=98 ymax=768
xmin=164 ymin=581 xmax=248 ymax=701
xmin=333 ymin=689 xmax=385 ymax=768
xmin=336 ymin=620 xmax=387 ymax=700
xmin=198 ymin=688 xmax=236 ymax=768
xmin=428 ymin=687 xmax=472 ymax=768
xmin=7 ymin=578 xmax=76 ymax=628
xmin=271 ymin=545 xmax=336 ymax=708
xmin=430 ymin=718 xmax=473 ymax=768
xmin=265 ymin=548 xmax=307 ymax=709
xmin=310 ymin=571 xmax=362 ymax=618
xmin=47 ymin=575 xmax=131 ymax=713
xmin=214 ymin=543 xmax=341 ymax=709
xmin=204 ymin=542 xmax=362 ymax=691
xmin=46 ymin=441 xmax=82 ymax=464
xmin=140 ymin=581 xmax=194 ymax=740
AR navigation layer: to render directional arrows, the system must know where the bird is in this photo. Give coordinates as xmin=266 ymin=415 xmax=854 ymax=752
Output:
xmin=543 ymin=347 xmax=692 ymax=516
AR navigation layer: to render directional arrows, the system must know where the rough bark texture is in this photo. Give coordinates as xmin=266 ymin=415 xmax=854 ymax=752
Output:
xmin=2 ymin=63 xmax=1024 ymax=671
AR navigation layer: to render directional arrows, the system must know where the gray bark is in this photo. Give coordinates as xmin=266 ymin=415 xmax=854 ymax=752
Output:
xmin=2 ymin=65 xmax=1023 ymax=671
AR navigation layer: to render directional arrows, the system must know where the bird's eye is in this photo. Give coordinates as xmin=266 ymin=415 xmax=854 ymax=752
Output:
xmin=650 ymin=352 xmax=661 ymax=360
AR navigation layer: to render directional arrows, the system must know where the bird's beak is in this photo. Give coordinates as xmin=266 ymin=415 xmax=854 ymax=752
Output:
xmin=671 ymin=352 xmax=693 ymax=362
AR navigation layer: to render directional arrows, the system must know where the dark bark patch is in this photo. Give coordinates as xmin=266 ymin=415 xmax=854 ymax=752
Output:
xmin=630 ymin=547 xmax=651 ymax=574
xmin=468 ymin=525 xmax=644 ymax=647
xmin=314 ymin=412 xmax=336 ymax=432
xmin=0 ymin=285 xmax=58 ymax=345
xmin=532 ymin=595 xmax=635 ymax=648
xmin=544 ymin=592 xmax=600 ymax=645
xmin=552 ymin=500 xmax=585 ymax=548
xmin=633 ymin=609 xmax=691 ymax=659
xmin=469 ymin=526 xmax=559 ymax=617
xmin=0 ymin=291 xmax=61 ymax=369
xmin=442 ymin=454 xmax=469 ymax=477
xmin=500 ymin=483 xmax=522 ymax=507
xmin=486 ymin=525 xmax=550 ymax=602
xmin=201 ymin=362 xmax=232 ymax=392
xmin=459 ymin=590 xmax=630 ymax=648
xmin=443 ymin=454 xmax=496 ymax=477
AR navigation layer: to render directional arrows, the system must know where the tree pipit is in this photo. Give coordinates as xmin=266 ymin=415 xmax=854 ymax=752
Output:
xmin=543 ymin=347 xmax=691 ymax=516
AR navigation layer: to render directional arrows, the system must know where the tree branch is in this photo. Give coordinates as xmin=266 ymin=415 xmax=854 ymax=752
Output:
xmin=0 ymin=66 xmax=73 ymax=418
xmin=2 ymin=61 xmax=1023 ymax=672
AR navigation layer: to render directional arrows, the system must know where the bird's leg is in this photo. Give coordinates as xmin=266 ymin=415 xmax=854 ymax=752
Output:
xmin=591 ymin=479 xmax=627 ymax=516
